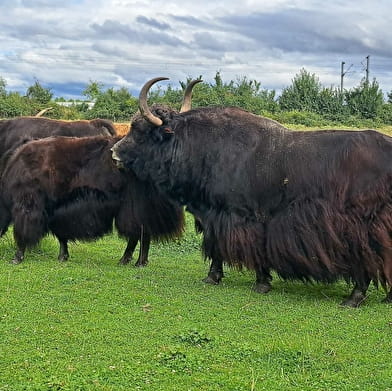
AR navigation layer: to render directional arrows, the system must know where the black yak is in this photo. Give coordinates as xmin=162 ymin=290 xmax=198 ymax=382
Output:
xmin=112 ymin=77 xmax=392 ymax=307
xmin=0 ymin=135 xmax=184 ymax=265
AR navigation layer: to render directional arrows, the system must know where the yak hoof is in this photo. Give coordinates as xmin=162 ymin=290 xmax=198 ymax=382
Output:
xmin=10 ymin=257 xmax=23 ymax=265
xmin=58 ymin=255 xmax=69 ymax=262
xmin=134 ymin=260 xmax=148 ymax=267
xmin=202 ymin=274 xmax=222 ymax=285
xmin=340 ymin=295 xmax=366 ymax=308
xmin=118 ymin=258 xmax=130 ymax=266
xmin=254 ymin=282 xmax=271 ymax=294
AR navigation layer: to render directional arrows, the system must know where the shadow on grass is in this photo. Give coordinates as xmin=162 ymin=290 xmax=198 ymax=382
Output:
xmin=220 ymin=268 xmax=385 ymax=307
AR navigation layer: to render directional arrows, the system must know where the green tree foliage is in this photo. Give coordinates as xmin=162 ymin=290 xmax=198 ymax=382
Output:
xmin=279 ymin=68 xmax=323 ymax=112
xmin=1 ymin=71 xmax=392 ymax=127
xmin=151 ymin=72 xmax=278 ymax=114
xmin=26 ymin=79 xmax=53 ymax=104
xmin=344 ymin=79 xmax=384 ymax=119
xmin=0 ymin=92 xmax=34 ymax=117
xmin=0 ymin=77 xmax=6 ymax=97
xmin=85 ymin=86 xmax=138 ymax=122
xmin=387 ymin=90 xmax=392 ymax=104
xmin=82 ymin=80 xmax=104 ymax=101
xmin=277 ymin=68 xmax=350 ymax=120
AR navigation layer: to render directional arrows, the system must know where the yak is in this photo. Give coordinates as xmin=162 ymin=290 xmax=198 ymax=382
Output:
xmin=0 ymin=116 xmax=117 ymax=172
xmin=0 ymin=116 xmax=116 ymax=154
xmin=112 ymin=77 xmax=392 ymax=307
xmin=0 ymin=135 xmax=184 ymax=265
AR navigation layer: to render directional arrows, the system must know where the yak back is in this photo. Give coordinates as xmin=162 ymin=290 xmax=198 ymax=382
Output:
xmin=2 ymin=135 xmax=125 ymax=203
xmin=0 ymin=117 xmax=116 ymax=162
xmin=129 ymin=106 xmax=392 ymax=217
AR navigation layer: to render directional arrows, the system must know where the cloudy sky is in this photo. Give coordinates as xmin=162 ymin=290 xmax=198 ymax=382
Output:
xmin=0 ymin=0 xmax=391 ymax=99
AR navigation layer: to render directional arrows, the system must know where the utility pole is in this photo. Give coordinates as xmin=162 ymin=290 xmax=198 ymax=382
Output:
xmin=365 ymin=55 xmax=370 ymax=83
xmin=340 ymin=61 xmax=345 ymax=94
xmin=340 ymin=61 xmax=353 ymax=95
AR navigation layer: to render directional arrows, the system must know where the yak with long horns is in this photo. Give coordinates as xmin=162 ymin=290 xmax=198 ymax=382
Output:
xmin=112 ymin=77 xmax=392 ymax=307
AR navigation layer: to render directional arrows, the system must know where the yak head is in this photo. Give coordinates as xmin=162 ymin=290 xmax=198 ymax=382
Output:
xmin=111 ymin=78 xmax=202 ymax=179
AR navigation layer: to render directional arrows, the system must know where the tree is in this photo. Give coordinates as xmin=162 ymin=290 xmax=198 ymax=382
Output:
xmin=279 ymin=68 xmax=323 ymax=112
xmin=345 ymin=79 xmax=384 ymax=119
xmin=387 ymin=90 xmax=392 ymax=104
xmin=0 ymin=77 xmax=6 ymax=97
xmin=174 ymin=72 xmax=278 ymax=114
xmin=85 ymin=87 xmax=138 ymax=122
xmin=26 ymin=79 xmax=53 ymax=104
xmin=82 ymin=80 xmax=104 ymax=101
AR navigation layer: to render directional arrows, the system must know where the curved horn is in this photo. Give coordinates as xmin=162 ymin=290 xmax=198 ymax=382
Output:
xmin=180 ymin=79 xmax=203 ymax=113
xmin=139 ymin=77 xmax=169 ymax=126
xmin=35 ymin=107 xmax=53 ymax=117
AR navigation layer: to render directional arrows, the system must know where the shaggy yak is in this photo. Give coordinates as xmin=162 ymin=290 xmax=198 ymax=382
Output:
xmin=112 ymin=77 xmax=392 ymax=307
xmin=0 ymin=116 xmax=117 ymax=171
xmin=0 ymin=135 xmax=184 ymax=265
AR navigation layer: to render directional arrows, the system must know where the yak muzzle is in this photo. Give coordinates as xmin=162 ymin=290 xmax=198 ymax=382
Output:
xmin=111 ymin=147 xmax=124 ymax=169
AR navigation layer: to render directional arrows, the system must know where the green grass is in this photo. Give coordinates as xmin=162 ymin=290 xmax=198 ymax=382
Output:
xmin=1 ymin=214 xmax=392 ymax=391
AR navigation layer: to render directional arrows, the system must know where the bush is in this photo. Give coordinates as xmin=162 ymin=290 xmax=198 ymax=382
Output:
xmin=377 ymin=103 xmax=392 ymax=125
xmin=270 ymin=110 xmax=328 ymax=127
xmin=344 ymin=79 xmax=384 ymax=119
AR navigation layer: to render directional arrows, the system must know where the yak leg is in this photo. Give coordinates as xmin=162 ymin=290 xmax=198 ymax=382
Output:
xmin=341 ymin=278 xmax=370 ymax=307
xmin=134 ymin=232 xmax=151 ymax=267
xmin=57 ymin=239 xmax=69 ymax=262
xmin=382 ymin=289 xmax=392 ymax=304
xmin=254 ymin=265 xmax=272 ymax=293
xmin=11 ymin=193 xmax=47 ymax=264
xmin=381 ymin=248 xmax=392 ymax=303
xmin=203 ymin=256 xmax=224 ymax=285
xmin=118 ymin=235 xmax=139 ymax=265
xmin=11 ymin=246 xmax=25 ymax=265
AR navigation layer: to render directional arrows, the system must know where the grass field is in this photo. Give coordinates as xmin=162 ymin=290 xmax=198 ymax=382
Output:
xmin=1 ymin=214 xmax=392 ymax=391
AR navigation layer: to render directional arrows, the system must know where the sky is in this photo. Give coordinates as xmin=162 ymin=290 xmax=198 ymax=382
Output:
xmin=0 ymin=0 xmax=391 ymax=100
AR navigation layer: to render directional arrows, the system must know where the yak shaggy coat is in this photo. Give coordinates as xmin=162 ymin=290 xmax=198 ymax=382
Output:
xmin=113 ymin=95 xmax=392 ymax=307
xmin=0 ymin=135 xmax=184 ymax=264
xmin=0 ymin=117 xmax=117 ymax=172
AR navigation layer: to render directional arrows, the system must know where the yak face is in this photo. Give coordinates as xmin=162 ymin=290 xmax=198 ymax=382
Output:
xmin=112 ymin=77 xmax=202 ymax=179
xmin=112 ymin=104 xmax=178 ymax=181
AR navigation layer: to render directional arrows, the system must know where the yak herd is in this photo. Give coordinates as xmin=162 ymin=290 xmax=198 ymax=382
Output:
xmin=1 ymin=78 xmax=392 ymax=307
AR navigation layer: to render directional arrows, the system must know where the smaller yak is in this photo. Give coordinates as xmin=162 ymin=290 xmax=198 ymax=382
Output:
xmin=0 ymin=116 xmax=117 ymax=172
xmin=0 ymin=135 xmax=184 ymax=265
xmin=112 ymin=77 xmax=392 ymax=307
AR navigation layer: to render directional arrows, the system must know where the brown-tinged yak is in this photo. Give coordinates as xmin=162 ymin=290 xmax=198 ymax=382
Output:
xmin=0 ymin=116 xmax=117 ymax=173
xmin=0 ymin=116 xmax=116 ymax=154
xmin=112 ymin=77 xmax=392 ymax=307
xmin=0 ymin=135 xmax=184 ymax=265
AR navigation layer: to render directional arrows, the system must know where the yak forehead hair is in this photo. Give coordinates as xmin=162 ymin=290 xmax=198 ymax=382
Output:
xmin=131 ymin=104 xmax=178 ymax=125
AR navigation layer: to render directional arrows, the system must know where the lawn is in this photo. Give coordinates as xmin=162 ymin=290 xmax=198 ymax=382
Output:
xmin=1 ymin=214 xmax=392 ymax=391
